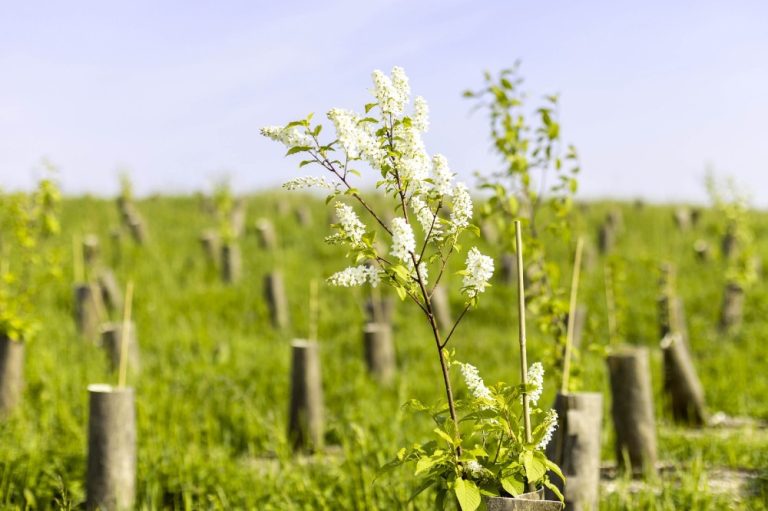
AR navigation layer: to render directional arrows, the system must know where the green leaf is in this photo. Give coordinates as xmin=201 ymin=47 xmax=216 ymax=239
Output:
xmin=543 ymin=479 xmax=565 ymax=503
xmin=521 ymin=450 xmax=547 ymax=482
xmin=544 ymin=456 xmax=566 ymax=483
xmin=454 ymin=478 xmax=481 ymax=511
xmin=285 ymin=146 xmax=310 ymax=156
xmin=500 ymin=476 xmax=524 ymax=497
xmin=433 ymin=427 xmax=455 ymax=446
xmin=395 ymin=286 xmax=407 ymax=301
xmin=415 ymin=456 xmax=438 ymax=475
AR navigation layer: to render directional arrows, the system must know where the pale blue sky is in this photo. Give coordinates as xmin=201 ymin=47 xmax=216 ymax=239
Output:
xmin=1 ymin=1 xmax=767 ymax=204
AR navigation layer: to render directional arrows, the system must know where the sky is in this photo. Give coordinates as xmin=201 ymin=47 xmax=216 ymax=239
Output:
xmin=1 ymin=0 xmax=767 ymax=204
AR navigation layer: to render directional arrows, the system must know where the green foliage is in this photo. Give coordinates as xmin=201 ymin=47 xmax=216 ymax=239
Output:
xmin=0 ymin=169 xmax=63 ymax=341
xmin=384 ymin=357 xmax=563 ymax=510
xmin=704 ymin=172 xmax=757 ymax=290
xmin=466 ymin=65 xmax=580 ymax=388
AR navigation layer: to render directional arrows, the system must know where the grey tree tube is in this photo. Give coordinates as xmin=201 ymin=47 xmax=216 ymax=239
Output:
xmin=100 ymin=322 xmax=141 ymax=374
xmin=288 ymin=340 xmax=324 ymax=452
xmin=265 ymin=271 xmax=289 ymax=329
xmin=0 ymin=336 xmax=24 ymax=415
xmin=221 ymin=243 xmax=242 ymax=284
xmin=98 ymin=270 xmax=124 ymax=315
xmin=546 ymin=392 xmax=603 ymax=511
xmin=606 ymin=346 xmax=657 ymax=476
xmin=719 ymin=281 xmax=744 ymax=332
xmin=199 ymin=230 xmax=220 ymax=267
xmin=363 ymin=322 xmax=395 ymax=384
xmin=661 ymin=333 xmax=707 ymax=425
xmin=75 ymin=283 xmax=104 ymax=341
xmin=86 ymin=384 xmax=136 ymax=511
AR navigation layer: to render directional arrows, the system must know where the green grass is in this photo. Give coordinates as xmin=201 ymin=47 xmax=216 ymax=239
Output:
xmin=1 ymin=193 xmax=767 ymax=509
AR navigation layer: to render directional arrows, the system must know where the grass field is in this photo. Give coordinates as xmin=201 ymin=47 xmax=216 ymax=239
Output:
xmin=1 ymin=192 xmax=767 ymax=510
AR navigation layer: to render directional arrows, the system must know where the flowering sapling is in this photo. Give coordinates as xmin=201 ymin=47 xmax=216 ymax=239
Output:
xmin=262 ymin=67 xmax=502 ymax=509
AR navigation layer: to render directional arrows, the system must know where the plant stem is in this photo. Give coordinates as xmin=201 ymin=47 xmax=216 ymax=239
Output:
xmin=561 ymin=237 xmax=584 ymax=394
xmin=514 ymin=221 xmax=532 ymax=445
xmin=117 ymin=281 xmax=134 ymax=388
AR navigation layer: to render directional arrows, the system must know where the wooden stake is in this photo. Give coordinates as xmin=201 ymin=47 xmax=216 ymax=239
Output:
xmin=308 ymin=279 xmax=318 ymax=341
xmin=561 ymin=237 xmax=584 ymax=394
xmin=605 ymin=262 xmax=618 ymax=347
xmin=514 ymin=220 xmax=532 ymax=445
xmin=118 ymin=281 xmax=134 ymax=388
xmin=73 ymin=234 xmax=84 ymax=283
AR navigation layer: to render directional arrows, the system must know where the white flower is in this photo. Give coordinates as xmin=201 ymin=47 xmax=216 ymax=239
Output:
xmin=390 ymin=218 xmax=416 ymax=262
xmin=413 ymin=96 xmax=429 ymax=132
xmin=431 ymin=155 xmax=454 ymax=197
xmin=459 ymin=362 xmax=493 ymax=404
xmin=328 ymin=265 xmax=380 ymax=287
xmin=449 ymin=183 xmax=473 ymax=234
xmin=326 ymin=109 xmax=384 ymax=168
xmin=372 ymin=68 xmax=406 ymax=116
xmin=526 ymin=362 xmax=544 ymax=406
xmin=335 ymin=202 xmax=366 ymax=247
xmin=282 ymin=176 xmax=334 ymax=191
xmin=462 ymin=247 xmax=494 ymax=298
xmin=537 ymin=409 xmax=559 ymax=450
xmin=414 ymin=261 xmax=428 ymax=286
xmin=260 ymin=125 xmax=314 ymax=149
xmin=465 ymin=460 xmax=484 ymax=478
xmin=393 ymin=123 xmax=430 ymax=191
xmin=391 ymin=66 xmax=411 ymax=108
xmin=411 ymin=196 xmax=442 ymax=240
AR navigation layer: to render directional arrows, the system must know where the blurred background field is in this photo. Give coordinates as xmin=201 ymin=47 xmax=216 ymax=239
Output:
xmin=0 ymin=192 xmax=766 ymax=509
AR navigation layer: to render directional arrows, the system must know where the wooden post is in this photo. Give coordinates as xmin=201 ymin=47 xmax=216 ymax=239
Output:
xmin=288 ymin=340 xmax=324 ymax=452
xmin=86 ymin=384 xmax=136 ymax=511
xmin=231 ymin=200 xmax=247 ymax=238
xmin=431 ymin=284 xmax=452 ymax=334
xmin=0 ymin=336 xmax=24 ymax=415
xmin=199 ymin=230 xmax=220 ymax=266
xmin=673 ymin=208 xmax=691 ymax=231
xmin=598 ymin=222 xmax=615 ymax=254
xmin=295 ymin=206 xmax=312 ymax=227
xmin=83 ymin=234 xmax=101 ymax=267
xmin=264 ymin=271 xmax=289 ymax=329
xmin=719 ymin=281 xmax=744 ymax=332
xmin=365 ymin=292 xmax=394 ymax=325
xmin=126 ymin=213 xmax=147 ymax=245
xmin=100 ymin=322 xmax=140 ymax=374
xmin=606 ymin=346 xmax=657 ymax=476
xmin=693 ymin=239 xmax=710 ymax=261
xmin=499 ymin=252 xmax=518 ymax=286
xmin=546 ymin=392 xmax=603 ymax=511
xmin=221 ymin=243 xmax=242 ymax=284
xmin=660 ymin=333 xmax=707 ymax=425
xmin=75 ymin=283 xmax=105 ymax=341
xmin=255 ymin=219 xmax=277 ymax=251
xmin=363 ymin=322 xmax=395 ymax=384
xmin=97 ymin=270 xmax=124 ymax=315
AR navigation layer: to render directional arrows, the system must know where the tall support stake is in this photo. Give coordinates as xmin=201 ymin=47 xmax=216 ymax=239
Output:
xmin=514 ymin=221 xmax=532 ymax=446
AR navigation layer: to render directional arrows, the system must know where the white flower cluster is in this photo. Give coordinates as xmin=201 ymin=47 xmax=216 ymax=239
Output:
xmin=462 ymin=247 xmax=494 ymax=298
xmin=390 ymin=218 xmax=416 ymax=262
xmin=327 ymin=108 xmax=384 ymax=167
xmin=431 ymin=154 xmax=454 ymax=196
xmin=460 ymin=362 xmax=494 ymax=404
xmin=335 ymin=202 xmax=366 ymax=247
xmin=537 ymin=409 xmax=559 ymax=450
xmin=449 ymin=183 xmax=473 ymax=234
xmin=394 ymin=122 xmax=431 ymax=188
xmin=411 ymin=196 xmax=441 ymax=240
xmin=414 ymin=261 xmax=428 ymax=286
xmin=327 ymin=265 xmax=380 ymax=287
xmin=526 ymin=362 xmax=544 ymax=406
xmin=260 ymin=125 xmax=314 ymax=149
xmin=413 ymin=96 xmax=429 ymax=132
xmin=282 ymin=176 xmax=334 ymax=191
xmin=465 ymin=460 xmax=484 ymax=478
xmin=372 ymin=66 xmax=410 ymax=116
